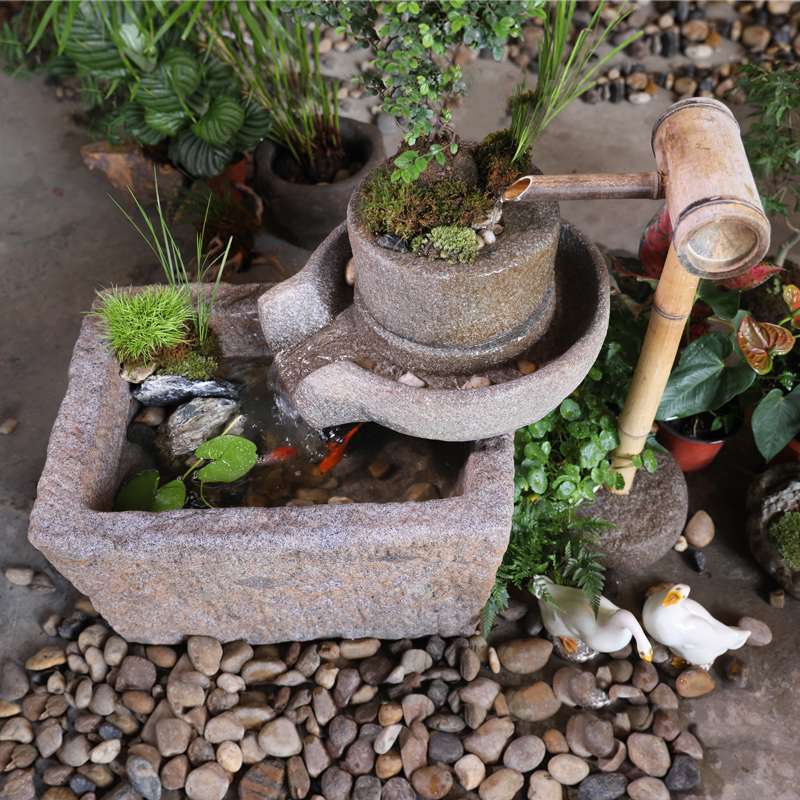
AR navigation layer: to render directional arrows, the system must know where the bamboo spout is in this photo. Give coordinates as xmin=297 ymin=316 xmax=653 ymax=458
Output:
xmin=502 ymin=172 xmax=665 ymax=203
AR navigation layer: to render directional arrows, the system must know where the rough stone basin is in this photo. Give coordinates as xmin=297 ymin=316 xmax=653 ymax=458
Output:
xmin=259 ymin=220 xmax=609 ymax=441
xmin=28 ymin=284 xmax=515 ymax=644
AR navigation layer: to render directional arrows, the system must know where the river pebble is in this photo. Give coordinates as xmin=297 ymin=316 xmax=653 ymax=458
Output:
xmin=547 ymin=753 xmax=590 ymax=785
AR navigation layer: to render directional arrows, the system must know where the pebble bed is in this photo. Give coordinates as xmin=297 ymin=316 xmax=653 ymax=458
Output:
xmin=0 ymin=577 xmax=774 ymax=800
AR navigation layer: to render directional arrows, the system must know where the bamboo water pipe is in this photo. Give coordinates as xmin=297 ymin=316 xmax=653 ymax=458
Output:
xmin=503 ymin=98 xmax=770 ymax=494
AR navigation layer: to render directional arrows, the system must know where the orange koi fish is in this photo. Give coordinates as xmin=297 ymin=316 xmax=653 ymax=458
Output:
xmin=257 ymin=446 xmax=298 ymax=466
xmin=319 ymin=423 xmax=364 ymax=475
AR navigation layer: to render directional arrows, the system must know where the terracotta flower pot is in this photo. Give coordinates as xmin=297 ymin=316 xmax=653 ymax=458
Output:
xmin=768 ymin=437 xmax=800 ymax=467
xmin=656 ymin=418 xmax=740 ymax=473
xmin=254 ymin=118 xmax=386 ymax=250
xmin=206 ymin=154 xmax=246 ymax=203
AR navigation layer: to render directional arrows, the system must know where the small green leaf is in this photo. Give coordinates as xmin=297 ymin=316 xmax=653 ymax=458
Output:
xmin=152 ymin=479 xmax=187 ymax=511
xmin=560 ymin=397 xmax=582 ymax=421
xmin=194 ymin=435 xmax=258 ymax=483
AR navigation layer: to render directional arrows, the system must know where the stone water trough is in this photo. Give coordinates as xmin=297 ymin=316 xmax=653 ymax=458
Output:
xmin=28 ymin=285 xmax=515 ymax=645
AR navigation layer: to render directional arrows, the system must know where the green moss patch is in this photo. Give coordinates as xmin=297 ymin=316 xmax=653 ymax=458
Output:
xmin=474 ymin=129 xmax=530 ymax=198
xmin=155 ymin=326 xmax=224 ymax=381
xmin=359 ymin=166 xmax=494 ymax=242
xmin=768 ymin=511 xmax=800 ymax=569
xmin=412 ymin=226 xmax=479 ymax=264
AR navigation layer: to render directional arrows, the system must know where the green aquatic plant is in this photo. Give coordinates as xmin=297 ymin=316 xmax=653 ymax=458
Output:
xmin=90 ymin=285 xmax=190 ymax=364
xmin=114 ymin=415 xmax=258 ymax=512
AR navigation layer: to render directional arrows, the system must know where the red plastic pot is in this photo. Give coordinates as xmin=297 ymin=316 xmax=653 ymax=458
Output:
xmin=206 ymin=155 xmax=247 ymax=203
xmin=655 ymin=419 xmax=738 ymax=473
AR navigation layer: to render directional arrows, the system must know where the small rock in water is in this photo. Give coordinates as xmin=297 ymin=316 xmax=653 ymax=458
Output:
xmin=376 ymin=233 xmax=407 ymax=253
xmin=134 ymin=406 xmax=166 ymax=427
xmin=398 ymin=373 xmax=426 ymax=388
xmin=132 ymin=375 xmax=239 ymax=407
xmin=404 ymin=483 xmax=440 ymax=502
xmin=724 ymin=655 xmax=749 ymax=688
xmin=156 ymin=397 xmax=242 ymax=462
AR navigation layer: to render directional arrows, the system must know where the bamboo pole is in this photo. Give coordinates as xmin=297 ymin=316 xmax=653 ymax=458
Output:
xmin=609 ymin=243 xmax=699 ymax=495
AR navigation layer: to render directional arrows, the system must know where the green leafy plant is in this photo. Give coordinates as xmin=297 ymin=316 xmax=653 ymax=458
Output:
xmin=768 ymin=511 xmax=800 ymax=569
xmin=509 ymin=2 xmax=639 ymax=162
xmin=482 ymin=362 xmax=657 ymax=634
xmin=657 ymin=285 xmax=800 ymax=461
xmin=90 ymin=284 xmax=190 ymax=363
xmin=114 ymin=415 xmax=257 ymax=512
xmin=734 ymin=62 xmax=800 ymax=268
xmin=289 ymin=0 xmax=546 ymax=181
xmin=29 ymin=1 xmax=271 ymax=178
xmin=206 ymin=7 xmax=342 ymax=182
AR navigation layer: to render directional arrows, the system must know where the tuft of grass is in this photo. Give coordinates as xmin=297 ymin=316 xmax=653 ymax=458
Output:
xmin=769 ymin=511 xmax=800 ymax=569
xmin=112 ymin=175 xmax=231 ymax=348
xmin=91 ymin=286 xmax=191 ymax=364
xmin=509 ymin=2 xmax=640 ymax=161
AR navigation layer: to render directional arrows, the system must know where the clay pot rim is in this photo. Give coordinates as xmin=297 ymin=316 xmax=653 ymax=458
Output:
xmin=257 ymin=116 xmax=386 ymax=193
xmin=657 ymin=416 xmax=743 ymax=446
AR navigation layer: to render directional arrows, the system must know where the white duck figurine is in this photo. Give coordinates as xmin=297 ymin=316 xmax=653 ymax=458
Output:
xmin=643 ymin=583 xmax=751 ymax=667
xmin=536 ymin=577 xmax=653 ymax=661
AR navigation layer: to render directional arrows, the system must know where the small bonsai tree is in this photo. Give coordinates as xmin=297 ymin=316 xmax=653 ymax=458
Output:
xmin=735 ymin=62 xmax=800 ymax=268
xmin=291 ymin=1 xmax=638 ymax=182
xmin=769 ymin=511 xmax=800 ymax=569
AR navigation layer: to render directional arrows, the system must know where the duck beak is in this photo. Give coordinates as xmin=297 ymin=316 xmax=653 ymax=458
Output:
xmin=641 ymin=649 xmax=653 ymax=663
xmin=663 ymin=589 xmax=682 ymax=606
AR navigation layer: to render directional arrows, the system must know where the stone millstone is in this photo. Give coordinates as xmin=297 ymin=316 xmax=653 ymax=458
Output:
xmin=576 ymin=452 xmax=687 ymax=573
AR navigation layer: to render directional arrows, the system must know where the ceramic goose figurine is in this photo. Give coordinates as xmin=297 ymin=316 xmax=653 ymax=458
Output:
xmin=643 ymin=583 xmax=751 ymax=667
xmin=537 ymin=577 xmax=654 ymax=661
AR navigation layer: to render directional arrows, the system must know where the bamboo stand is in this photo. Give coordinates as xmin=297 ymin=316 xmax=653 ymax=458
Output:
xmin=609 ymin=244 xmax=699 ymax=494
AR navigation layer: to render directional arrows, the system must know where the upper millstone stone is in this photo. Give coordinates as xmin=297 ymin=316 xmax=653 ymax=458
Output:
xmin=132 ymin=375 xmax=240 ymax=407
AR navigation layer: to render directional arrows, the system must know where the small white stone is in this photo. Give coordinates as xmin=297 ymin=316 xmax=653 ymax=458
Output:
xmin=399 ymin=373 xmax=426 ymax=388
xmin=216 ymin=740 xmax=243 ymax=773
xmin=488 ymin=647 xmax=501 ymax=674
xmin=684 ymin=43 xmax=714 ymax=61
xmin=475 ymin=234 xmax=485 ymax=250
xmin=455 ymin=754 xmax=485 ymax=791
xmin=90 ymin=738 xmax=121 ymax=764
xmin=4 ymin=567 xmax=35 ymax=586
xmin=673 ymin=536 xmax=688 ymax=552
xmin=345 ymin=258 xmax=356 ymax=286
xmin=462 ymin=376 xmax=491 ymax=389
xmin=481 ymin=229 xmax=496 ymax=245
xmin=217 ymin=673 xmax=246 ymax=693
xmin=628 ymin=91 xmax=652 ymax=105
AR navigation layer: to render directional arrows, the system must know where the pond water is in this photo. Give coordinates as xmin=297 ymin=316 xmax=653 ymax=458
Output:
xmin=122 ymin=358 xmax=469 ymax=510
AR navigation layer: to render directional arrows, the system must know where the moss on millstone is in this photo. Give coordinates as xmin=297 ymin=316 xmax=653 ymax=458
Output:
xmin=474 ymin=129 xmax=530 ymax=198
xmin=768 ymin=511 xmax=800 ymax=569
xmin=359 ymin=166 xmax=494 ymax=242
xmin=412 ymin=225 xmax=479 ymax=264
xmin=155 ymin=326 xmax=224 ymax=381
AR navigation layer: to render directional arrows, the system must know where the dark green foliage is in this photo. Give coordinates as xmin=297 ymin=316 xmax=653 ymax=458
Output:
xmin=768 ymin=511 xmax=800 ymax=569
xmin=359 ymin=167 xmax=493 ymax=242
xmin=157 ymin=351 xmax=218 ymax=381
xmin=412 ymin=226 xmax=479 ymax=264
xmin=481 ymin=503 xmax=612 ymax=637
xmin=475 ymin=129 xmax=528 ymax=198
xmin=482 ymin=357 xmax=658 ymax=634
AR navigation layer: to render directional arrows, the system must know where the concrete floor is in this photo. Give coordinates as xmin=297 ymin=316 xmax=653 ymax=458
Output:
xmin=1 ymin=33 xmax=799 ymax=800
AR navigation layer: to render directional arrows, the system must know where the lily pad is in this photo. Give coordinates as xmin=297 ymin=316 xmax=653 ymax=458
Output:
xmin=113 ymin=470 xmax=186 ymax=512
xmin=194 ymin=435 xmax=257 ymax=483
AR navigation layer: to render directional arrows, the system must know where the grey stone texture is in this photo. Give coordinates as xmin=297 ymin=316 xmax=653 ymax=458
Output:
xmin=576 ymin=453 xmax=688 ymax=573
xmin=28 ymin=284 xmax=514 ymax=644
xmin=259 ymin=220 xmax=609 ymax=441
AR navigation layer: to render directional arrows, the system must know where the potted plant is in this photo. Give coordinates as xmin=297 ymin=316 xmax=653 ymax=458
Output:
xmin=29 ymin=1 xmax=273 ymax=180
xmin=204 ymin=7 xmax=386 ymax=249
